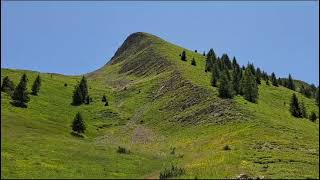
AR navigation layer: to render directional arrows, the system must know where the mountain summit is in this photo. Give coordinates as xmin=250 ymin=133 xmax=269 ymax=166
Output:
xmin=1 ymin=32 xmax=319 ymax=179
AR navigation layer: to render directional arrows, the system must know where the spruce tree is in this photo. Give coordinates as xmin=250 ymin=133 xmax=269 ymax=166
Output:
xmin=232 ymin=64 xmax=242 ymax=95
xmin=31 ymin=74 xmax=41 ymax=95
xmin=218 ymin=70 xmax=234 ymax=99
xmin=72 ymin=85 xmax=83 ymax=105
xmin=287 ymin=74 xmax=295 ymax=90
xmin=1 ymin=76 xmax=15 ymax=94
xmin=256 ymin=68 xmax=262 ymax=84
xmin=247 ymin=63 xmax=256 ymax=75
xmin=79 ymin=76 xmax=88 ymax=102
xmin=181 ymin=50 xmax=187 ymax=61
xmin=203 ymin=51 xmax=206 ymax=56
xmin=289 ymin=93 xmax=302 ymax=118
xmin=300 ymin=101 xmax=307 ymax=118
xmin=205 ymin=49 xmax=216 ymax=72
xmin=271 ymin=72 xmax=278 ymax=86
xmin=72 ymin=112 xmax=86 ymax=134
xmin=191 ymin=58 xmax=196 ymax=66
xmin=211 ymin=64 xmax=219 ymax=87
xmin=242 ymin=68 xmax=259 ymax=103
xmin=11 ymin=73 xmax=30 ymax=108
xmin=221 ymin=54 xmax=232 ymax=69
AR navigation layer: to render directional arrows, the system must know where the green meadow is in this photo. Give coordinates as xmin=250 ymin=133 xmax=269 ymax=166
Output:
xmin=1 ymin=32 xmax=319 ymax=179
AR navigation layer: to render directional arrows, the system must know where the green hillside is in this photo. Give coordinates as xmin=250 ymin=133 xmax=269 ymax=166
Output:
xmin=1 ymin=32 xmax=319 ymax=179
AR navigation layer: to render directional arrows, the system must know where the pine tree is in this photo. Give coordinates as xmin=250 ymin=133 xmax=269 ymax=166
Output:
xmin=31 ymin=74 xmax=41 ymax=95
xmin=202 ymin=51 xmax=206 ymax=56
xmin=181 ymin=50 xmax=187 ymax=61
xmin=72 ymin=85 xmax=83 ymax=105
xmin=232 ymin=64 xmax=242 ymax=95
xmin=1 ymin=76 xmax=15 ymax=94
xmin=289 ymin=93 xmax=302 ymax=118
xmin=191 ymin=58 xmax=196 ymax=66
xmin=309 ymin=112 xmax=317 ymax=122
xmin=218 ymin=70 xmax=234 ymax=99
xmin=72 ymin=112 xmax=86 ymax=134
xmin=256 ymin=68 xmax=261 ymax=84
xmin=247 ymin=63 xmax=256 ymax=75
xmin=79 ymin=76 xmax=88 ymax=102
xmin=232 ymin=57 xmax=239 ymax=70
xmin=211 ymin=64 xmax=219 ymax=87
xmin=300 ymin=101 xmax=307 ymax=118
xmin=11 ymin=73 xmax=30 ymax=108
xmin=221 ymin=54 xmax=232 ymax=69
xmin=242 ymin=68 xmax=259 ymax=103
xmin=271 ymin=72 xmax=278 ymax=86
xmin=205 ymin=49 xmax=216 ymax=72
xmin=287 ymin=74 xmax=296 ymax=90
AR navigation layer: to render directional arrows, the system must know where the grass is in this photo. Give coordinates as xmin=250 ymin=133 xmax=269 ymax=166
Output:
xmin=1 ymin=32 xmax=319 ymax=179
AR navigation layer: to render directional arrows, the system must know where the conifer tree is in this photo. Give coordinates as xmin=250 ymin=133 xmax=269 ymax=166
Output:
xmin=203 ymin=51 xmax=206 ymax=56
xmin=247 ymin=63 xmax=256 ymax=75
xmin=11 ymin=73 xmax=29 ymax=108
xmin=242 ymin=68 xmax=259 ymax=103
xmin=290 ymin=93 xmax=302 ymax=118
xmin=1 ymin=76 xmax=15 ymax=94
xmin=221 ymin=54 xmax=232 ymax=69
xmin=211 ymin=64 xmax=219 ymax=87
xmin=218 ymin=71 xmax=234 ymax=99
xmin=300 ymin=101 xmax=307 ymax=118
xmin=191 ymin=58 xmax=196 ymax=66
xmin=256 ymin=68 xmax=262 ymax=84
xmin=205 ymin=49 xmax=216 ymax=72
xmin=232 ymin=64 xmax=242 ymax=95
xmin=266 ymin=79 xmax=270 ymax=85
xmin=72 ymin=85 xmax=83 ymax=105
xmin=181 ymin=50 xmax=187 ymax=61
xmin=287 ymin=74 xmax=296 ymax=90
xmin=271 ymin=72 xmax=278 ymax=86
xmin=72 ymin=112 xmax=86 ymax=134
xmin=31 ymin=74 xmax=41 ymax=95
xmin=232 ymin=57 xmax=239 ymax=69
xmin=79 ymin=76 xmax=88 ymax=102
xmin=277 ymin=78 xmax=282 ymax=86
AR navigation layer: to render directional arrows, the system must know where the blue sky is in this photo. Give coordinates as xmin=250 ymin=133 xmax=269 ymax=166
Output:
xmin=1 ymin=1 xmax=319 ymax=84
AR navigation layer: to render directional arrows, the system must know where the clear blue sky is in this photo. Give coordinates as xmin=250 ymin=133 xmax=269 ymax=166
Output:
xmin=1 ymin=1 xmax=319 ymax=84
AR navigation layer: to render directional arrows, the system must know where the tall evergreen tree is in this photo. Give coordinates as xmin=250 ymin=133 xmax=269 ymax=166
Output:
xmin=300 ymin=101 xmax=307 ymax=118
xmin=11 ymin=73 xmax=30 ymax=108
xmin=191 ymin=58 xmax=196 ymax=66
xmin=31 ymin=74 xmax=41 ymax=95
xmin=1 ymin=76 xmax=15 ymax=94
xmin=242 ymin=68 xmax=259 ymax=103
xmin=72 ymin=85 xmax=83 ymax=105
xmin=232 ymin=64 xmax=242 ymax=95
xmin=72 ymin=112 xmax=86 ymax=134
xmin=232 ymin=57 xmax=239 ymax=70
xmin=287 ymin=74 xmax=296 ymax=90
xmin=256 ymin=68 xmax=262 ymax=84
xmin=289 ymin=93 xmax=302 ymax=118
xmin=271 ymin=72 xmax=278 ymax=86
xmin=181 ymin=50 xmax=187 ymax=61
xmin=205 ymin=49 xmax=216 ymax=72
xmin=218 ymin=70 xmax=234 ymax=98
xmin=211 ymin=64 xmax=219 ymax=87
xmin=202 ymin=51 xmax=206 ymax=56
xmin=221 ymin=54 xmax=232 ymax=69
xmin=247 ymin=63 xmax=256 ymax=75
xmin=79 ymin=76 xmax=88 ymax=102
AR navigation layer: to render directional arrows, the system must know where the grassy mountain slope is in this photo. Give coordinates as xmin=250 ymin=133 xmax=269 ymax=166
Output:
xmin=1 ymin=32 xmax=319 ymax=179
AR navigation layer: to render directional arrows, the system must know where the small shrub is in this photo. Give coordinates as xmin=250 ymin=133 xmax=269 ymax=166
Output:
xmin=64 ymin=83 xmax=68 ymax=87
xmin=105 ymin=101 xmax=109 ymax=106
xmin=159 ymin=165 xmax=185 ymax=179
xmin=191 ymin=58 xmax=196 ymax=66
xmin=170 ymin=147 xmax=176 ymax=155
xmin=102 ymin=95 xmax=107 ymax=102
xmin=309 ymin=112 xmax=317 ymax=122
xmin=117 ymin=146 xmax=130 ymax=154
xmin=194 ymin=50 xmax=197 ymax=53
xmin=223 ymin=145 xmax=231 ymax=151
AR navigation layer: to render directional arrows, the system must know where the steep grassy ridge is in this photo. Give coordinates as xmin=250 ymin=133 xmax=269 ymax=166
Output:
xmin=1 ymin=32 xmax=319 ymax=179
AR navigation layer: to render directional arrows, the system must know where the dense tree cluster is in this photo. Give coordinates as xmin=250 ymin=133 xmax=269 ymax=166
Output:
xmin=72 ymin=76 xmax=89 ymax=105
